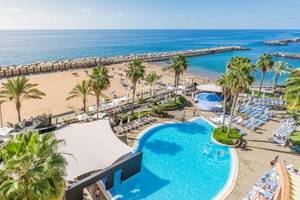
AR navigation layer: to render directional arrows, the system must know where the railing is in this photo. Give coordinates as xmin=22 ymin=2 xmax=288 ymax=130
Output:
xmin=274 ymin=162 xmax=290 ymax=200
xmin=65 ymin=152 xmax=143 ymax=200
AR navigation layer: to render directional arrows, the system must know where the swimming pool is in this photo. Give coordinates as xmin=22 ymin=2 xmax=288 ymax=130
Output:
xmin=110 ymin=118 xmax=233 ymax=200
xmin=195 ymin=93 xmax=223 ymax=111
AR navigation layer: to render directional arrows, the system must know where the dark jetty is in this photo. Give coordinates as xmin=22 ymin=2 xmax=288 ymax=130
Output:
xmin=273 ymin=52 xmax=300 ymax=60
xmin=0 ymin=46 xmax=250 ymax=78
xmin=264 ymin=38 xmax=300 ymax=46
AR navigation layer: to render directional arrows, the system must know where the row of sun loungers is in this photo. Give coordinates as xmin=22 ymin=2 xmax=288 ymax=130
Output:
xmin=272 ymin=118 xmax=296 ymax=145
xmin=210 ymin=98 xmax=276 ymax=132
xmin=236 ymin=103 xmax=274 ymax=131
xmin=243 ymin=167 xmax=278 ymax=200
xmin=251 ymin=96 xmax=285 ymax=107
xmin=232 ymin=114 xmax=273 ymax=131
xmin=113 ymin=116 xmax=156 ymax=135
xmin=243 ymin=164 xmax=297 ymax=200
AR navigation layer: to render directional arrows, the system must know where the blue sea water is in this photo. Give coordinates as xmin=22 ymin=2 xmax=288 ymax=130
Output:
xmin=110 ymin=118 xmax=232 ymax=200
xmin=0 ymin=30 xmax=300 ymax=83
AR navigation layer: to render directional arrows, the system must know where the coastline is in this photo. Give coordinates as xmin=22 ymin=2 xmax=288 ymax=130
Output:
xmin=0 ymin=62 xmax=210 ymax=124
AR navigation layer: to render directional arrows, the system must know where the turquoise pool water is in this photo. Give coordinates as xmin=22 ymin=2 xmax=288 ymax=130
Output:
xmin=110 ymin=118 xmax=232 ymax=200
xmin=198 ymin=93 xmax=223 ymax=102
xmin=196 ymin=93 xmax=224 ymax=111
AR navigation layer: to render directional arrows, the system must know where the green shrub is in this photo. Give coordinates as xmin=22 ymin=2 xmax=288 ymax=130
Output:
xmin=151 ymin=105 xmax=165 ymax=114
xmin=289 ymin=132 xmax=300 ymax=146
xmin=213 ymin=127 xmax=241 ymax=145
xmin=163 ymin=96 xmax=186 ymax=109
xmin=118 ymin=111 xmax=153 ymax=123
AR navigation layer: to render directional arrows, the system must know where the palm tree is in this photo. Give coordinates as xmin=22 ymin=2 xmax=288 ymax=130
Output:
xmin=0 ymin=131 xmax=66 ymax=200
xmin=285 ymin=68 xmax=300 ymax=113
xmin=0 ymin=77 xmax=45 ymax=122
xmin=272 ymin=61 xmax=290 ymax=94
xmin=90 ymin=66 xmax=111 ymax=119
xmin=126 ymin=60 xmax=145 ymax=115
xmin=67 ymin=80 xmax=93 ymax=112
xmin=145 ymin=72 xmax=160 ymax=96
xmin=170 ymin=55 xmax=188 ymax=100
xmin=256 ymin=53 xmax=274 ymax=96
xmin=216 ymin=74 xmax=230 ymax=131
xmin=226 ymin=57 xmax=254 ymax=137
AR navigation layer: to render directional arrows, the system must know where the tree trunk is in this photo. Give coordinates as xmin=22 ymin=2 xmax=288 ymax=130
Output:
xmin=273 ymin=73 xmax=279 ymax=95
xmin=131 ymin=83 xmax=136 ymax=115
xmin=258 ymin=72 xmax=265 ymax=96
xmin=96 ymin=95 xmax=100 ymax=119
xmin=236 ymin=92 xmax=245 ymax=114
xmin=226 ymin=94 xmax=238 ymax=138
xmin=16 ymin=101 xmax=21 ymax=122
xmin=83 ymin=97 xmax=87 ymax=112
xmin=221 ymin=94 xmax=227 ymax=131
xmin=174 ymin=74 xmax=179 ymax=101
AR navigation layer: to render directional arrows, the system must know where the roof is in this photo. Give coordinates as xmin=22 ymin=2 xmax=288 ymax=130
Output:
xmin=196 ymin=84 xmax=222 ymax=93
xmin=0 ymin=127 xmax=14 ymax=137
xmin=55 ymin=119 xmax=132 ymax=181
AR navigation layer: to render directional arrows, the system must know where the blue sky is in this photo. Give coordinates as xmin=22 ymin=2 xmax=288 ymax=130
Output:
xmin=0 ymin=0 xmax=300 ymax=29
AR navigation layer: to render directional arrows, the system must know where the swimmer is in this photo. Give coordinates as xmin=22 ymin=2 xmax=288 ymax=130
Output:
xmin=217 ymin=150 xmax=224 ymax=157
xmin=203 ymin=148 xmax=209 ymax=155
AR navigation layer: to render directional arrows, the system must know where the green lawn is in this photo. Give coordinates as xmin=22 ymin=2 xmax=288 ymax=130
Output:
xmin=289 ymin=131 xmax=300 ymax=146
xmin=163 ymin=96 xmax=186 ymax=109
xmin=213 ymin=127 xmax=241 ymax=145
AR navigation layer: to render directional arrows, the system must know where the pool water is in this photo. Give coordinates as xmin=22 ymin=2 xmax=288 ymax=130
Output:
xmin=198 ymin=93 xmax=223 ymax=102
xmin=196 ymin=93 xmax=224 ymax=111
xmin=110 ymin=118 xmax=232 ymax=200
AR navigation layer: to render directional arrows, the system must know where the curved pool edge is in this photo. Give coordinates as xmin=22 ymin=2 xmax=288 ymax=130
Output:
xmin=207 ymin=118 xmax=239 ymax=200
xmin=108 ymin=116 xmax=239 ymax=200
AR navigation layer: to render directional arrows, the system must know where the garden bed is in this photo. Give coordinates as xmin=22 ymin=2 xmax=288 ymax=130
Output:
xmin=213 ymin=127 xmax=241 ymax=146
xmin=161 ymin=96 xmax=186 ymax=111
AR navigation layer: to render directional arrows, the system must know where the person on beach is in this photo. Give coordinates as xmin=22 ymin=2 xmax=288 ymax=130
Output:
xmin=270 ymin=155 xmax=279 ymax=167
xmin=192 ymin=109 xmax=196 ymax=116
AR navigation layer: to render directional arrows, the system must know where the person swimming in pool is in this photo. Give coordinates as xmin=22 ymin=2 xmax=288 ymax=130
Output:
xmin=217 ymin=150 xmax=224 ymax=157
xmin=203 ymin=148 xmax=209 ymax=155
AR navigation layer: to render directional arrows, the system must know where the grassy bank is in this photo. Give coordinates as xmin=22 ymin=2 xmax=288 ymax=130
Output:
xmin=213 ymin=127 xmax=241 ymax=145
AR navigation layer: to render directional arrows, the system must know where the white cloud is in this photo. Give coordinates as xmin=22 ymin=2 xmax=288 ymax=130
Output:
xmin=77 ymin=8 xmax=92 ymax=12
xmin=115 ymin=11 xmax=123 ymax=16
xmin=32 ymin=12 xmax=57 ymax=21
xmin=7 ymin=8 xmax=23 ymax=12
xmin=33 ymin=12 xmax=46 ymax=17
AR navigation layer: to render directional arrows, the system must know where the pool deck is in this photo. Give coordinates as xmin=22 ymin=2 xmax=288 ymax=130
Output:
xmin=125 ymin=97 xmax=300 ymax=200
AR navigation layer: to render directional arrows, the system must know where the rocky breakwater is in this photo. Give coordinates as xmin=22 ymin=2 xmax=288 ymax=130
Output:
xmin=264 ymin=38 xmax=300 ymax=46
xmin=0 ymin=46 xmax=250 ymax=78
xmin=273 ymin=52 xmax=300 ymax=60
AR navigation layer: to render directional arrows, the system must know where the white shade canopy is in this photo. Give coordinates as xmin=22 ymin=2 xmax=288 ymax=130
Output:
xmin=55 ymin=119 xmax=132 ymax=181
xmin=196 ymin=84 xmax=222 ymax=93
xmin=0 ymin=127 xmax=13 ymax=137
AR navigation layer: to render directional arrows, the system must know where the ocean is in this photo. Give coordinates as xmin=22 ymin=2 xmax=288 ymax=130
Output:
xmin=0 ymin=29 xmax=300 ymax=83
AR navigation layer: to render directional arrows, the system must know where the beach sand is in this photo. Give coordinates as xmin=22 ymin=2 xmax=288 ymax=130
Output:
xmin=0 ymin=62 xmax=210 ymax=124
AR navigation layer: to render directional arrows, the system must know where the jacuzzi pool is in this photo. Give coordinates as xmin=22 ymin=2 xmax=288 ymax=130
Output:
xmin=195 ymin=93 xmax=223 ymax=111
xmin=109 ymin=118 xmax=233 ymax=200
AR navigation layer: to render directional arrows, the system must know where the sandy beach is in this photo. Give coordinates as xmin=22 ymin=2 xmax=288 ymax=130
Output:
xmin=0 ymin=62 xmax=210 ymax=124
